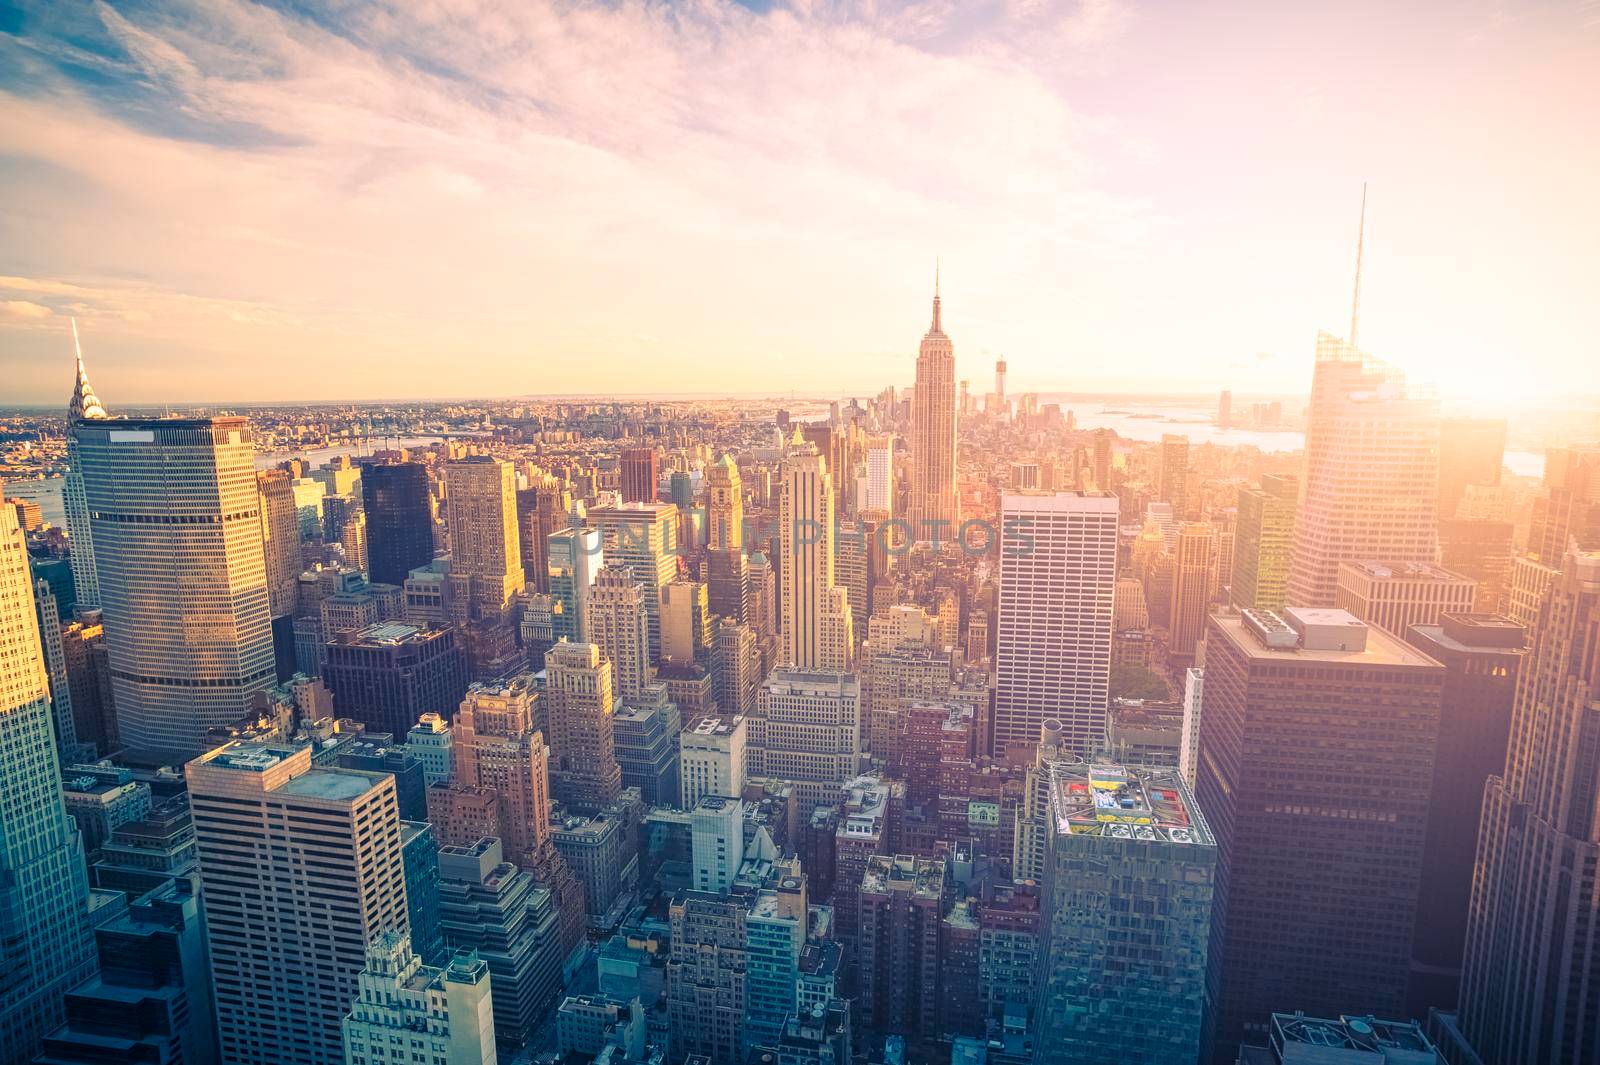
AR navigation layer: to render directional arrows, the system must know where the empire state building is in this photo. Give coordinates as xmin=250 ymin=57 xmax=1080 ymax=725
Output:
xmin=910 ymin=273 xmax=958 ymax=540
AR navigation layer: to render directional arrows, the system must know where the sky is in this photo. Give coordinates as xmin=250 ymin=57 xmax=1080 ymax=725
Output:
xmin=0 ymin=0 xmax=1596 ymax=407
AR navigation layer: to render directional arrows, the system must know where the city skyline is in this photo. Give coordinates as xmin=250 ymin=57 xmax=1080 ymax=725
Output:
xmin=3 ymin=1 xmax=1598 ymax=407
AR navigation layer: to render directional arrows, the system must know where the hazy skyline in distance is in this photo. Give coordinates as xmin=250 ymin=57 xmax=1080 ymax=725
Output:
xmin=1 ymin=0 xmax=1596 ymax=407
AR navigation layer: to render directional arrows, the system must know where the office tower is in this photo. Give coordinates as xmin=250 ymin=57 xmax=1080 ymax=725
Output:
xmin=256 ymin=469 xmax=301 ymax=617
xmin=858 ymin=855 xmax=946 ymax=1045
xmin=1439 ymin=517 xmax=1515 ymax=613
xmin=0 ymin=499 xmax=94 ymax=1065
xmin=363 ymin=462 xmax=435 ymax=587
xmin=865 ymin=438 xmax=893 ymax=515
xmin=588 ymin=503 xmax=678 ymax=663
xmin=993 ymin=492 xmax=1118 ymax=762
xmin=909 ymin=277 xmax=958 ymax=540
xmin=620 ymin=448 xmax=659 ymax=504
xmin=834 ymin=518 xmax=876 ymax=638
xmin=551 ymin=805 xmax=634 ymax=920
xmin=1252 ymin=1014 xmax=1443 ymax=1064
xmin=800 ymin=425 xmax=848 ymax=518
xmin=59 ymin=613 xmax=115 ymax=756
xmin=1286 ymin=333 xmax=1440 ymax=607
xmin=444 ymin=457 xmax=524 ymax=616
xmin=1506 ymin=554 xmax=1560 ymax=629
xmin=706 ymin=456 xmax=749 ymax=622
xmin=745 ymin=867 xmax=808 ymax=1050
xmin=779 ymin=449 xmax=853 ymax=672
xmin=1457 ymin=551 xmax=1600 ymax=1065
xmin=662 ymin=579 xmax=710 ymax=665
xmin=1218 ymin=389 xmax=1232 ymax=429
xmin=1167 ymin=522 xmax=1217 ymax=661
xmin=749 ymin=669 xmax=861 ymax=812
xmin=324 ymin=622 xmax=469 ymax=737
xmin=60 ymin=763 xmax=150 ymax=856
xmin=589 ymin=563 xmax=652 ymax=701
xmin=544 ymin=641 xmax=624 ymax=813
xmin=860 ymin=608 xmax=950 ymax=765
xmin=1032 ymin=762 xmax=1215 ymax=1065
xmin=75 ymin=417 xmax=276 ymax=753
xmin=340 ymin=932 xmax=495 ymax=1065
xmin=437 ymin=838 xmax=563 ymax=1049
xmin=690 ymin=795 xmax=746 ymax=894
xmin=748 ymin=551 xmax=777 ymax=638
xmin=711 ymin=618 xmax=761 ymax=717
xmin=612 ymin=698 xmax=681 ymax=806
xmin=993 ymin=358 xmax=1007 ymax=410
xmin=32 ymin=578 xmax=79 ymax=758
xmin=680 ymin=716 xmax=748 ymax=809
xmin=667 ymin=892 xmax=748 ymax=1065
xmin=1438 ymin=417 xmax=1506 ymax=521
xmin=62 ymin=325 xmax=107 ymax=611
xmin=554 ymin=994 xmax=648 ymax=1061
xmin=1232 ymin=474 xmax=1298 ymax=612
xmin=516 ymin=483 xmax=569 ymax=593
xmin=547 ymin=525 xmax=601 ymax=643
xmin=1196 ymin=607 xmax=1443 ymax=1053
xmin=1158 ymin=434 xmax=1190 ymax=518
xmin=964 ymin=610 xmax=988 ymax=662
xmin=1335 ymin=560 xmax=1477 ymax=638
xmin=400 ymin=820 xmax=447 ymax=965
xmin=1527 ymin=445 xmax=1600 ymax=564
xmin=406 ymin=712 xmax=454 ymax=783
xmin=187 ymin=743 xmax=409 ymax=1065
xmin=1400 ymin=614 xmax=1526 ymax=1017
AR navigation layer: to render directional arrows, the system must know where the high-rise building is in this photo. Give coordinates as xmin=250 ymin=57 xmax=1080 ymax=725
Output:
xmin=187 ymin=743 xmax=409 ymax=1065
xmin=745 ymin=866 xmax=808 ymax=1049
xmin=588 ymin=503 xmax=679 ymax=663
xmin=857 ymin=854 xmax=946 ymax=1045
xmin=1158 ymin=434 xmax=1190 ymax=519
xmin=589 ymin=563 xmax=652 ymax=701
xmin=1286 ymin=333 xmax=1440 ymax=607
xmin=864 ymin=437 xmax=893 ymax=516
xmin=706 ymin=456 xmax=749 ymax=622
xmin=1167 ymin=522 xmax=1217 ymax=661
xmin=908 ymin=277 xmax=958 ymax=540
xmin=340 ymin=932 xmax=495 ymax=1065
xmin=1232 ymin=474 xmax=1298 ymax=613
xmin=661 ymin=579 xmax=711 ymax=666
xmin=324 ymin=622 xmax=469 ymax=737
xmin=1438 ymin=416 xmax=1506 ymax=521
xmin=363 ymin=463 xmax=435 ymax=588
xmin=779 ymin=449 xmax=853 ymax=672
xmin=710 ymin=618 xmax=761 ymax=718
xmin=62 ymin=325 xmax=108 ymax=611
xmin=1438 ymin=518 xmax=1515 ymax=614
xmin=444 ymin=457 xmax=524 ymax=616
xmin=256 ymin=468 xmax=301 ymax=618
xmin=544 ymin=641 xmax=624 ymax=813
xmin=993 ymin=492 xmax=1118 ymax=762
xmin=76 ymin=417 xmax=277 ymax=753
xmin=1196 ymin=607 xmax=1443 ymax=1054
xmin=680 ymin=715 xmax=748 ymax=809
xmin=689 ymin=795 xmax=746 ymax=894
xmin=1527 ymin=445 xmax=1600 ymax=564
xmin=619 ymin=448 xmax=659 ymax=504
xmin=667 ymin=891 xmax=748 ymax=1065
xmin=1032 ymin=761 xmax=1215 ymax=1065
xmin=612 ymin=697 xmax=681 ymax=806
xmin=0 ymin=497 xmax=94 ymax=1065
xmin=1457 ymin=551 xmax=1600 ymax=1065
xmin=547 ymin=525 xmax=601 ymax=643
xmin=749 ymin=670 xmax=861 ymax=812
xmin=1401 ymin=613 xmax=1526 ymax=1017
xmin=1335 ymin=560 xmax=1477 ymax=639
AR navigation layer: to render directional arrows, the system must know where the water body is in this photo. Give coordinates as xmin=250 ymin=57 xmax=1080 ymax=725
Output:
xmin=253 ymin=435 xmax=449 ymax=470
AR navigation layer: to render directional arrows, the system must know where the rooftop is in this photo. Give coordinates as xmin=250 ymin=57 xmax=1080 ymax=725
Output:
xmin=277 ymin=768 xmax=380 ymax=801
xmin=1271 ymin=1012 xmax=1438 ymax=1061
xmin=1047 ymin=761 xmax=1214 ymax=847
xmin=861 ymin=854 xmax=945 ymax=899
xmin=1220 ymin=610 xmax=1440 ymax=668
xmin=1341 ymin=560 xmax=1475 ymax=584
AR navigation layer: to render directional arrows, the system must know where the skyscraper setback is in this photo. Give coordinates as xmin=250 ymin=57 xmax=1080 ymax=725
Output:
xmin=908 ymin=276 xmax=957 ymax=540
xmin=76 ymin=417 xmax=277 ymax=753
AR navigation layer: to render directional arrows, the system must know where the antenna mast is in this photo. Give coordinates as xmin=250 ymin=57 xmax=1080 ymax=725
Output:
xmin=1349 ymin=183 xmax=1367 ymax=347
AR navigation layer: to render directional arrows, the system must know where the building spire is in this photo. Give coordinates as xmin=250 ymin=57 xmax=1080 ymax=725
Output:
xmin=931 ymin=258 xmax=942 ymax=333
xmin=68 ymin=317 xmax=108 ymax=422
xmin=1349 ymin=183 xmax=1367 ymax=348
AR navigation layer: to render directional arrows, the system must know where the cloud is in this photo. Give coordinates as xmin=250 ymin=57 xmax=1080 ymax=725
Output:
xmin=0 ymin=299 xmax=54 ymax=320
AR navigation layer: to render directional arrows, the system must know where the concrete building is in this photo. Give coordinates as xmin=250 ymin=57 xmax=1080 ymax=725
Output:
xmin=590 ymin=562 xmax=653 ymax=701
xmin=750 ymin=670 xmax=861 ymax=813
xmin=1167 ymin=522 xmax=1217 ymax=662
xmin=1032 ymin=762 xmax=1215 ymax=1065
xmin=75 ymin=416 xmax=277 ymax=753
xmin=1196 ymin=608 xmax=1443 ymax=1055
xmin=1286 ymin=333 xmax=1440 ymax=607
xmin=588 ymin=503 xmax=679 ymax=663
xmin=710 ymin=619 xmax=761 ymax=718
xmin=667 ymin=891 xmax=748 ymax=1065
xmin=620 ymin=448 xmax=660 ymax=504
xmin=363 ymin=462 xmax=436 ymax=589
xmin=444 ymin=457 xmax=525 ymax=617
xmin=341 ymin=932 xmax=496 ymax=1065
xmin=779 ymin=448 xmax=853 ymax=673
xmin=680 ymin=715 xmax=748 ymax=810
xmin=406 ymin=711 xmax=454 ymax=784
xmin=993 ymin=492 xmax=1118 ymax=762
xmin=745 ymin=867 xmax=809 ymax=1049
xmin=662 ymin=580 xmax=711 ymax=667
xmin=60 ymin=763 xmax=151 ymax=856
xmin=552 ymin=803 xmax=636 ymax=921
xmin=62 ymin=335 xmax=108 ymax=610
xmin=544 ymin=642 xmax=624 ymax=813
xmin=857 ymin=855 xmax=947 ymax=1045
xmin=613 ymin=698 xmax=682 ymax=807
xmin=908 ymin=278 xmax=958 ymax=539
xmin=1336 ymin=560 xmax=1478 ymax=640
xmin=548 ymin=525 xmax=602 ymax=643
xmin=324 ymin=622 xmax=469 ymax=737
xmin=186 ymin=743 xmax=409 ymax=1064
xmin=689 ymin=795 xmax=746 ymax=895
xmin=1158 ymin=433 xmax=1190 ymax=519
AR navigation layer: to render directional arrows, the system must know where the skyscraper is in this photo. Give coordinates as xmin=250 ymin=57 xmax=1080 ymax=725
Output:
xmin=0 ymin=495 xmax=94 ymax=1065
xmin=544 ymin=641 xmax=624 ymax=813
xmin=547 ymin=525 xmax=601 ymax=643
xmin=1457 ymin=551 xmax=1600 ymax=1065
xmin=589 ymin=562 xmax=652 ymax=701
xmin=187 ymin=743 xmax=409 ymax=1065
xmin=1166 ymin=521 xmax=1216 ymax=662
xmin=749 ymin=669 xmax=862 ymax=812
xmin=1158 ymin=434 xmax=1190 ymax=519
xmin=1335 ymin=559 xmax=1478 ymax=639
xmin=62 ymin=321 xmax=108 ymax=612
xmin=705 ymin=455 xmax=749 ymax=622
xmin=620 ymin=448 xmax=659 ymax=504
xmin=1527 ymin=445 xmax=1600 ymax=564
xmin=76 ymin=417 xmax=277 ymax=753
xmin=993 ymin=492 xmax=1118 ymax=762
xmin=256 ymin=469 xmax=302 ymax=617
xmin=1231 ymin=474 xmax=1298 ymax=612
xmin=864 ymin=437 xmax=893 ymax=515
xmin=362 ymin=462 xmax=435 ymax=587
xmin=588 ymin=503 xmax=678 ymax=663
xmin=445 ymin=457 xmax=525 ymax=616
xmin=908 ymin=275 xmax=957 ymax=541
xmin=1196 ymin=607 xmax=1442 ymax=1054
xmin=324 ymin=621 xmax=469 ymax=737
xmin=779 ymin=448 xmax=853 ymax=672
xmin=1285 ymin=333 xmax=1440 ymax=607
xmin=1438 ymin=416 xmax=1506 ymax=521
xmin=340 ymin=932 xmax=496 ymax=1065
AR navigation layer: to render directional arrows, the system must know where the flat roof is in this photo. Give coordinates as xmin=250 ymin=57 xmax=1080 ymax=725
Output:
xmin=1340 ymin=559 xmax=1475 ymax=583
xmin=1048 ymin=761 xmax=1214 ymax=847
xmin=277 ymin=769 xmax=378 ymax=801
xmin=1212 ymin=611 xmax=1440 ymax=668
